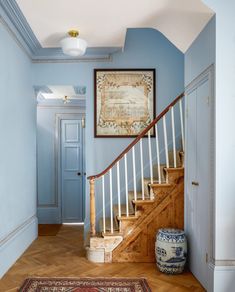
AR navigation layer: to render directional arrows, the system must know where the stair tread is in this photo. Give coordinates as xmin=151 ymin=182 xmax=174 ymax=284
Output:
xmin=102 ymin=231 xmax=123 ymax=237
xmin=98 ymin=217 xmax=119 ymax=232
xmin=117 ymin=215 xmax=138 ymax=221
xmin=149 ymin=183 xmax=172 ymax=187
xmin=113 ymin=204 xmax=135 ymax=216
xmin=164 ymin=166 xmax=184 ymax=170
xmin=133 ymin=199 xmax=155 ymax=205
xmin=143 ymin=177 xmax=164 ymax=183
xmin=129 ymin=191 xmax=148 ymax=199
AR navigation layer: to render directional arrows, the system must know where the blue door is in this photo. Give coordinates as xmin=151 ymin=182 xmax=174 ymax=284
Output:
xmin=61 ymin=119 xmax=84 ymax=222
xmin=185 ymin=74 xmax=211 ymax=290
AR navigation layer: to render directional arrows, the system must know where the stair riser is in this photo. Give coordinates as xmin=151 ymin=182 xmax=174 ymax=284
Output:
xmin=165 ymin=168 xmax=184 ymax=184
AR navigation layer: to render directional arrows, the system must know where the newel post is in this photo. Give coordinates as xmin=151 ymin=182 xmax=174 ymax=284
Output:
xmin=89 ymin=178 xmax=96 ymax=236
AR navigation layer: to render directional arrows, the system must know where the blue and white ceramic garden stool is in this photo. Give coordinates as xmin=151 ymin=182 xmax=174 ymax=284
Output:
xmin=155 ymin=228 xmax=187 ymax=274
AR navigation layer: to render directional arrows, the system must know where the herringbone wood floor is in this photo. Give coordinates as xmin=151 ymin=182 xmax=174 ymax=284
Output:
xmin=0 ymin=225 xmax=205 ymax=292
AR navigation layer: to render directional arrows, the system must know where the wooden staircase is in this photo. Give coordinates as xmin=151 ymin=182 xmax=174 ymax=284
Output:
xmin=86 ymin=93 xmax=185 ymax=263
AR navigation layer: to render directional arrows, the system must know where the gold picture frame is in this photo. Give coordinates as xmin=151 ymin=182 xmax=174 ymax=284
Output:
xmin=94 ymin=69 xmax=156 ymax=137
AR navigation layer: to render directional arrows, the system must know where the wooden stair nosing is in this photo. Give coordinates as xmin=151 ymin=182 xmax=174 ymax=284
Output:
xmin=113 ymin=204 xmax=135 ymax=218
xmin=132 ymin=199 xmax=155 ymax=205
xmin=164 ymin=167 xmax=184 ymax=172
xmin=116 ymin=215 xmax=139 ymax=221
xmin=149 ymin=183 xmax=172 ymax=188
xmin=102 ymin=231 xmax=123 ymax=237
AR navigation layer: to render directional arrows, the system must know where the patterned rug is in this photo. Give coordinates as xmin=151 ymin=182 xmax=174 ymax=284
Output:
xmin=19 ymin=277 xmax=152 ymax=291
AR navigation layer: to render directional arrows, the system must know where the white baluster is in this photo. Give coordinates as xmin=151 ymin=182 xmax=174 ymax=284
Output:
xmin=179 ymin=99 xmax=185 ymax=151
xmin=109 ymin=169 xmax=113 ymax=233
xmin=132 ymin=147 xmax=137 ymax=201
xmin=124 ymin=154 xmax=129 ymax=216
xmin=140 ymin=139 xmax=145 ymax=200
xmin=102 ymin=176 xmax=106 ymax=233
xmin=171 ymin=106 xmax=177 ymax=168
xmin=116 ymin=161 xmax=121 ymax=218
xmin=155 ymin=124 xmax=161 ymax=184
xmin=163 ymin=115 xmax=169 ymax=169
xmin=148 ymin=131 xmax=154 ymax=199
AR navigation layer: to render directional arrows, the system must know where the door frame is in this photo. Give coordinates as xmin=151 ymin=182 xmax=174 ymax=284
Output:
xmin=184 ymin=64 xmax=215 ymax=274
xmin=55 ymin=113 xmax=85 ymax=223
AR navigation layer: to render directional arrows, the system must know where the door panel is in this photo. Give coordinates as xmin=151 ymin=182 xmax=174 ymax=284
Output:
xmin=195 ymin=79 xmax=210 ymax=288
xmin=61 ymin=120 xmax=83 ymax=222
xmin=185 ymin=76 xmax=211 ymax=290
xmin=186 ymin=88 xmax=198 ymax=278
xmin=65 ymin=147 xmax=80 ymax=170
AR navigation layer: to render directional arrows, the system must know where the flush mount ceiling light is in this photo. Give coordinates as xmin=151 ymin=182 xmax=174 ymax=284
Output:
xmin=60 ymin=30 xmax=87 ymax=57
xmin=63 ymin=95 xmax=71 ymax=104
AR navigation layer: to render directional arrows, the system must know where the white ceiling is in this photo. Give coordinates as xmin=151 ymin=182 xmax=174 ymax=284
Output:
xmin=36 ymin=86 xmax=86 ymax=101
xmin=16 ymin=0 xmax=214 ymax=52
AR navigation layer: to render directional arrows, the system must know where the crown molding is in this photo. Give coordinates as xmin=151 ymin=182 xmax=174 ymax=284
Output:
xmin=0 ymin=0 xmax=121 ymax=62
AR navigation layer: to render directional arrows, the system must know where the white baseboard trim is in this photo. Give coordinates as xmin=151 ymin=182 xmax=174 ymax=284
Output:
xmin=208 ymin=262 xmax=235 ymax=292
xmin=0 ymin=215 xmax=38 ymax=278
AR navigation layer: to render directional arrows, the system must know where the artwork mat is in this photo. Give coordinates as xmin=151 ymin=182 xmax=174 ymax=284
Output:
xmin=94 ymin=69 xmax=156 ymax=137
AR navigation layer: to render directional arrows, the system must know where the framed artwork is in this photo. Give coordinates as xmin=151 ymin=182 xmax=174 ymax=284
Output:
xmin=94 ymin=69 xmax=156 ymax=137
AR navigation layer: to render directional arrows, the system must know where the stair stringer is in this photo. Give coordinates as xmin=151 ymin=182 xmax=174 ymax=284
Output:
xmin=112 ymin=173 xmax=184 ymax=263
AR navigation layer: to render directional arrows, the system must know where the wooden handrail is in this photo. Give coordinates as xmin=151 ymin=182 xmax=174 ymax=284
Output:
xmin=88 ymin=92 xmax=184 ymax=180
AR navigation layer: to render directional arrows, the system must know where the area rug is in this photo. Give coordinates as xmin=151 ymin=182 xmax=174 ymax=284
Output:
xmin=19 ymin=277 xmax=151 ymax=291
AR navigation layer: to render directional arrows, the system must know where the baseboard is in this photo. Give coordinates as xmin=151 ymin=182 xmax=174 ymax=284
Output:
xmin=0 ymin=215 xmax=38 ymax=278
xmin=208 ymin=262 xmax=235 ymax=292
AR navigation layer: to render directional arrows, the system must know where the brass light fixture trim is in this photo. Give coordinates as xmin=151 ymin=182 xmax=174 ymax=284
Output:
xmin=68 ymin=30 xmax=79 ymax=38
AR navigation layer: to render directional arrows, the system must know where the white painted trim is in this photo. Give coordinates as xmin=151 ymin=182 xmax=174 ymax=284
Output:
xmin=37 ymin=105 xmax=86 ymax=110
xmin=32 ymin=56 xmax=113 ymax=64
xmin=0 ymin=215 xmax=38 ymax=278
xmin=208 ymin=262 xmax=235 ymax=292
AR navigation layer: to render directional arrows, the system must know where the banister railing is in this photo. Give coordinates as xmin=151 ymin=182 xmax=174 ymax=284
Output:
xmin=88 ymin=92 xmax=185 ymax=236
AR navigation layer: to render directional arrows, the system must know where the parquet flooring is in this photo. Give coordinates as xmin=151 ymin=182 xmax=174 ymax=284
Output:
xmin=0 ymin=225 xmax=205 ymax=292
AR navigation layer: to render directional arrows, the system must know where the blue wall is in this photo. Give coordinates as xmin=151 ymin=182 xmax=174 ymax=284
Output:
xmin=0 ymin=22 xmax=37 ymax=277
xmin=185 ymin=17 xmax=215 ymax=86
xmin=184 ymin=15 xmax=215 ymax=290
xmin=32 ymin=28 xmax=184 ymax=233
xmin=198 ymin=1 xmax=235 ymax=290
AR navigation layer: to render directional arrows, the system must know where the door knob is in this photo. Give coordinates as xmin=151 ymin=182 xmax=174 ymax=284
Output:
xmin=77 ymin=172 xmax=81 ymax=176
xmin=192 ymin=181 xmax=199 ymax=186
